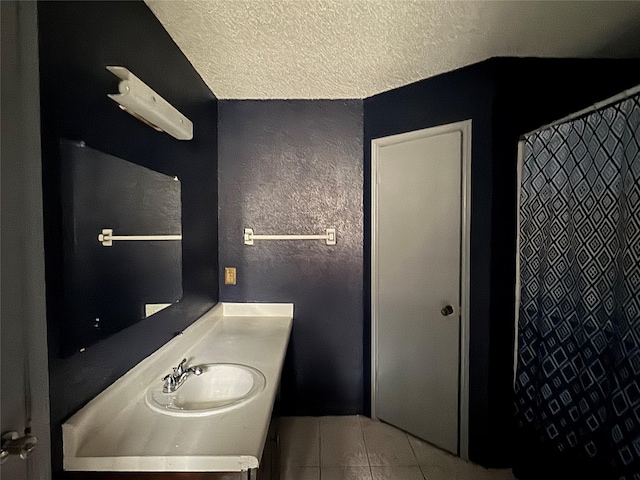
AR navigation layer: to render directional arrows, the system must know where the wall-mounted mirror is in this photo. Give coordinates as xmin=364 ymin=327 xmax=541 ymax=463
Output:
xmin=59 ymin=140 xmax=182 ymax=357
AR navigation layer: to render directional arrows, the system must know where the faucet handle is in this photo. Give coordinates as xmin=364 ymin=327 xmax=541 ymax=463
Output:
xmin=174 ymin=358 xmax=187 ymax=375
xmin=162 ymin=373 xmax=176 ymax=393
xmin=187 ymin=365 xmax=204 ymax=376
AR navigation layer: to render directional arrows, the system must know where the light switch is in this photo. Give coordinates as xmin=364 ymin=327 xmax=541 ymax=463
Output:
xmin=224 ymin=267 xmax=237 ymax=285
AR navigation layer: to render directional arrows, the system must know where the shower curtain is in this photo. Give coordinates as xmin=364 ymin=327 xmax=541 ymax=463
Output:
xmin=515 ymin=93 xmax=640 ymax=479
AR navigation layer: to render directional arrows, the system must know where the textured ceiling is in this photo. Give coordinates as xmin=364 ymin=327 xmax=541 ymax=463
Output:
xmin=145 ymin=0 xmax=640 ymax=99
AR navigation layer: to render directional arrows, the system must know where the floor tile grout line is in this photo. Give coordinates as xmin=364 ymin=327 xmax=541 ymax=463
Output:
xmin=358 ymin=415 xmax=371 ymax=470
xmin=357 ymin=417 xmax=374 ymax=479
xmin=364 ymin=418 xmax=422 ymax=469
xmin=405 ymin=431 xmax=421 ymax=466
xmin=320 ymin=415 xmax=371 ymax=471
xmin=401 ymin=429 xmax=420 ymax=467
xmin=317 ymin=417 xmax=321 ymax=476
xmin=404 ymin=432 xmax=428 ymax=480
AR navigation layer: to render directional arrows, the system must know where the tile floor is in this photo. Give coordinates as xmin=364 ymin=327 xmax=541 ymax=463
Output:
xmin=279 ymin=416 xmax=516 ymax=480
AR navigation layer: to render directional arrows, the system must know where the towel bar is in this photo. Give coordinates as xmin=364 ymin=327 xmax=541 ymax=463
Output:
xmin=243 ymin=228 xmax=336 ymax=246
xmin=98 ymin=228 xmax=182 ymax=247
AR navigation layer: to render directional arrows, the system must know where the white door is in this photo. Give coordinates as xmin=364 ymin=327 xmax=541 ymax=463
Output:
xmin=1 ymin=2 xmax=51 ymax=478
xmin=372 ymin=121 xmax=471 ymax=458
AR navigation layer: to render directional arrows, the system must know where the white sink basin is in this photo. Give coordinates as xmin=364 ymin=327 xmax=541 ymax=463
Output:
xmin=145 ymin=363 xmax=266 ymax=417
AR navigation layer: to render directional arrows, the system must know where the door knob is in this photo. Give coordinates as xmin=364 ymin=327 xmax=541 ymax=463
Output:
xmin=0 ymin=432 xmax=37 ymax=463
xmin=441 ymin=305 xmax=454 ymax=316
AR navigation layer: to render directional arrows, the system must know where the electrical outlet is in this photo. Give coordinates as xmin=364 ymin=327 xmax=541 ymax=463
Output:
xmin=224 ymin=267 xmax=237 ymax=285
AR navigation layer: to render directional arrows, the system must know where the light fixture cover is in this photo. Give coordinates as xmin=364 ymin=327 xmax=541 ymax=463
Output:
xmin=106 ymin=66 xmax=193 ymax=140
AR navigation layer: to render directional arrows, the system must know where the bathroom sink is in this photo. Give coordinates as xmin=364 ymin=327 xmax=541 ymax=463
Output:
xmin=145 ymin=363 xmax=266 ymax=417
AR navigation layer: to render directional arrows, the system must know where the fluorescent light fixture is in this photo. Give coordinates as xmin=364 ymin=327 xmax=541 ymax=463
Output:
xmin=106 ymin=66 xmax=193 ymax=140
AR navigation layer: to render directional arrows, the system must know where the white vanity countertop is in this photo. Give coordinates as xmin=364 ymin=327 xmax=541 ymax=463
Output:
xmin=63 ymin=302 xmax=293 ymax=472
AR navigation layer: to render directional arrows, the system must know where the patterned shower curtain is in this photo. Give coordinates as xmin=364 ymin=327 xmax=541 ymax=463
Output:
xmin=515 ymin=93 xmax=640 ymax=480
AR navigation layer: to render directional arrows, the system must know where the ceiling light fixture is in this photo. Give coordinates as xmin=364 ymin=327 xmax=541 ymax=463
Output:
xmin=106 ymin=66 xmax=193 ymax=140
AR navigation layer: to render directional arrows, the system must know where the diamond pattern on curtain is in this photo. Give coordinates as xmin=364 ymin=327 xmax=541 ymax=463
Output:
xmin=515 ymin=94 xmax=640 ymax=480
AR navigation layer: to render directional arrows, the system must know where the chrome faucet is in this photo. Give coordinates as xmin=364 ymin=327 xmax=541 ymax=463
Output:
xmin=162 ymin=358 xmax=203 ymax=393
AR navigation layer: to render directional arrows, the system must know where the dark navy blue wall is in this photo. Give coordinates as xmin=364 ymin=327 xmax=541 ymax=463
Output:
xmin=37 ymin=1 xmax=218 ymax=473
xmin=218 ymin=100 xmax=364 ymax=415
xmin=364 ymin=57 xmax=640 ymax=467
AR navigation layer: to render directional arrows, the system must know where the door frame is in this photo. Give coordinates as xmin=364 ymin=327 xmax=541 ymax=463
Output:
xmin=371 ymin=120 xmax=471 ymax=460
xmin=1 ymin=1 xmax=51 ymax=477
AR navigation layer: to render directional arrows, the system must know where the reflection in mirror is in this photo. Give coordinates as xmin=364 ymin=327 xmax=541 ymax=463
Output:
xmin=59 ymin=140 xmax=182 ymax=357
